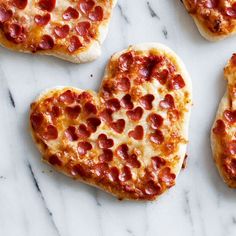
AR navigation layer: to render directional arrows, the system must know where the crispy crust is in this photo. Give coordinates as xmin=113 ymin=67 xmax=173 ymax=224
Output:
xmin=211 ymin=54 xmax=236 ymax=187
xmin=183 ymin=0 xmax=236 ymax=41
xmin=30 ymin=43 xmax=192 ymax=200
xmin=0 ymin=0 xmax=116 ymax=63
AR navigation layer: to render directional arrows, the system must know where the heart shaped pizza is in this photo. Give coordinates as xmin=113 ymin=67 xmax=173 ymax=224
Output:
xmin=183 ymin=0 xmax=236 ymax=41
xmin=0 ymin=0 xmax=116 ymax=63
xmin=30 ymin=43 xmax=192 ymax=200
xmin=212 ymin=54 xmax=236 ymax=187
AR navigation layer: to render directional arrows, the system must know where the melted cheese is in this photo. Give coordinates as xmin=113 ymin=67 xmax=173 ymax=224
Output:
xmin=0 ymin=0 xmax=116 ymax=62
xmin=30 ymin=43 xmax=192 ymax=200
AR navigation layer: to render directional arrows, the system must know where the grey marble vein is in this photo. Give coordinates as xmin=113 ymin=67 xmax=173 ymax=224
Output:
xmin=162 ymin=26 xmax=168 ymax=39
xmin=147 ymin=1 xmax=160 ymax=19
xmin=28 ymin=163 xmax=61 ymax=236
xmin=8 ymin=89 xmax=15 ymax=108
xmin=118 ymin=3 xmax=130 ymax=24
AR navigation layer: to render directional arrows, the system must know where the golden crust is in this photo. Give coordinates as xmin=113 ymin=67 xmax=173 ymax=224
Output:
xmin=29 ymin=43 xmax=192 ymax=200
xmin=0 ymin=0 xmax=116 ymax=63
xmin=211 ymin=54 xmax=236 ymax=187
xmin=183 ymin=0 xmax=236 ymax=41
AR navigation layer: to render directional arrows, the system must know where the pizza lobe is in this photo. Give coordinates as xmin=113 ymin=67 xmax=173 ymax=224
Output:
xmin=0 ymin=0 xmax=116 ymax=63
xmin=183 ymin=0 xmax=236 ymax=41
xmin=212 ymin=54 xmax=236 ymax=187
xmin=30 ymin=43 xmax=192 ymax=201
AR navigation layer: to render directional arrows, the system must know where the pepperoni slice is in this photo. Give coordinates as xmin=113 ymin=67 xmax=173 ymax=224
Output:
xmin=78 ymin=141 xmax=92 ymax=155
xmin=185 ymin=0 xmax=198 ymax=13
xmin=159 ymin=94 xmax=175 ymax=109
xmin=126 ymin=154 xmax=141 ymax=168
xmin=77 ymin=124 xmax=90 ymax=139
xmin=48 ymin=154 xmax=62 ymax=166
xmin=225 ymin=6 xmax=236 ymax=18
xmin=100 ymin=109 xmax=113 ymax=123
xmin=88 ymin=6 xmax=103 ymax=21
xmin=39 ymin=0 xmax=56 ymax=12
xmin=143 ymin=169 xmax=156 ymax=182
xmin=6 ymin=23 xmax=22 ymax=39
xmin=49 ymin=105 xmax=60 ymax=119
xmin=148 ymin=113 xmax=164 ymax=129
xmin=54 ymin=25 xmax=70 ymax=39
xmin=75 ymin=21 xmax=91 ymax=36
xmin=121 ymin=94 xmax=133 ymax=110
xmin=110 ymin=119 xmax=125 ymax=134
xmin=213 ymin=119 xmax=226 ymax=135
xmin=140 ymin=94 xmax=155 ymax=110
xmin=77 ymin=91 xmax=92 ymax=101
xmin=225 ymin=140 xmax=236 ymax=155
xmin=68 ymin=36 xmax=82 ymax=53
xmin=155 ymin=69 xmax=169 ymax=85
xmin=126 ymin=107 xmax=143 ymax=121
xmin=224 ymin=158 xmax=236 ymax=177
xmin=119 ymin=166 xmax=132 ymax=182
xmin=65 ymin=105 xmax=81 ymax=119
xmin=4 ymin=24 xmax=26 ymax=44
xmin=42 ymin=125 xmax=58 ymax=141
xmin=59 ymin=90 xmax=75 ymax=104
xmin=139 ymin=65 xmax=151 ymax=79
xmin=106 ymin=98 xmax=121 ymax=112
xmin=78 ymin=0 xmax=95 ymax=14
xmin=63 ymin=7 xmax=79 ymax=21
xmin=97 ymin=134 xmax=114 ymax=149
xmin=144 ymin=181 xmax=161 ymax=196
xmin=119 ymin=52 xmax=133 ymax=72
xmin=34 ymin=13 xmax=51 ymax=26
xmin=107 ymin=167 xmax=119 ymax=182
xmin=99 ymin=149 xmax=113 ymax=162
xmin=84 ymin=102 xmax=97 ymax=115
xmin=128 ymin=125 xmax=144 ymax=140
xmin=158 ymin=167 xmax=176 ymax=187
xmin=86 ymin=117 xmax=101 ymax=132
xmin=139 ymin=56 xmax=160 ymax=80
xmin=224 ymin=110 xmax=236 ymax=123
xmin=65 ymin=126 xmax=78 ymax=141
xmin=31 ymin=112 xmax=44 ymax=130
xmin=94 ymin=163 xmax=109 ymax=177
xmin=205 ymin=0 xmax=219 ymax=9
xmin=71 ymin=164 xmax=89 ymax=178
xmin=0 ymin=7 xmax=13 ymax=23
xmin=116 ymin=144 xmax=129 ymax=160
xmin=14 ymin=0 xmax=28 ymax=9
xmin=230 ymin=54 xmax=236 ymax=66
xmin=38 ymin=35 xmax=54 ymax=50
xmin=168 ymin=74 xmax=185 ymax=90
xmin=150 ymin=130 xmax=164 ymax=144
xmin=117 ymin=77 xmax=131 ymax=92
xmin=101 ymin=84 xmax=113 ymax=100
xmin=151 ymin=156 xmax=166 ymax=170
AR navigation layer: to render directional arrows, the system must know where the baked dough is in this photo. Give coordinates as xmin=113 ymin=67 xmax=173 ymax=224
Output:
xmin=183 ymin=0 xmax=236 ymax=41
xmin=212 ymin=54 xmax=236 ymax=187
xmin=30 ymin=43 xmax=192 ymax=200
xmin=0 ymin=0 xmax=116 ymax=63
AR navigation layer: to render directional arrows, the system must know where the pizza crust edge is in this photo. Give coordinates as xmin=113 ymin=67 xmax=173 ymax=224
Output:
xmin=29 ymin=42 xmax=192 ymax=200
xmin=182 ymin=0 xmax=236 ymax=41
xmin=0 ymin=0 xmax=117 ymax=64
xmin=211 ymin=90 xmax=234 ymax=186
xmin=191 ymin=15 xmax=235 ymax=41
xmin=211 ymin=55 xmax=236 ymax=188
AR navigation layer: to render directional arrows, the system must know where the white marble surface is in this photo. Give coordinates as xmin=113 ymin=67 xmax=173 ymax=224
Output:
xmin=1 ymin=0 xmax=236 ymax=235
